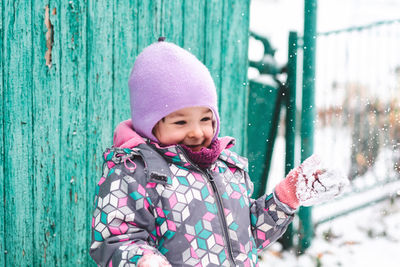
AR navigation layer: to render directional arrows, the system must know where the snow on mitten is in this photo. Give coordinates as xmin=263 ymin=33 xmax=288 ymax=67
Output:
xmin=295 ymin=154 xmax=349 ymax=206
xmin=275 ymin=154 xmax=349 ymax=209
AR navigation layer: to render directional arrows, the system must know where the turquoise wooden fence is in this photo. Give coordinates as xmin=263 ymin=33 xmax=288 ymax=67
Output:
xmin=0 ymin=1 xmax=250 ymax=265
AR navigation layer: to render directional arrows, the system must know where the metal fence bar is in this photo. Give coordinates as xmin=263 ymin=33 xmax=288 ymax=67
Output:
xmin=299 ymin=0 xmax=317 ymax=253
xmin=318 ymin=19 xmax=400 ymax=36
xmin=280 ymin=31 xmax=298 ymax=250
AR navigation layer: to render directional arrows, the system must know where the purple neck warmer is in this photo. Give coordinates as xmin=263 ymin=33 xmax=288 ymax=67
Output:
xmin=181 ymin=139 xmax=221 ymax=169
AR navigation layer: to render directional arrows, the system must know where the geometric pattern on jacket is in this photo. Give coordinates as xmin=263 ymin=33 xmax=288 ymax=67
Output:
xmin=90 ymin=139 xmax=294 ymax=267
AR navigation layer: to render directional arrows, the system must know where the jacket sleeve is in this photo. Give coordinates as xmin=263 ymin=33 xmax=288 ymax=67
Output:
xmin=90 ymin=162 xmax=165 ymax=266
xmin=245 ymin=171 xmax=296 ymax=251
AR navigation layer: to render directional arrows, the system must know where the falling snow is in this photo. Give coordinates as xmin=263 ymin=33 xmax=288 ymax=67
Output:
xmin=249 ymin=0 xmax=400 ymax=266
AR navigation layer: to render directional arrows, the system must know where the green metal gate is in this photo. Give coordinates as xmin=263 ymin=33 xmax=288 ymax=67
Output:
xmin=0 ymin=1 xmax=250 ymax=266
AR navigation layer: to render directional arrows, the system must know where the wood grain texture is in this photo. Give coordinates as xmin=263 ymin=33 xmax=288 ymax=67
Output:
xmin=205 ymin=0 xmax=223 ymax=109
xmin=59 ymin=0 xmax=89 ymax=265
xmin=137 ymin=0 xmax=162 ymax=52
xmin=161 ymin=0 xmax=184 ymax=45
xmin=3 ymin=0 xmax=34 ymax=265
xmin=0 ymin=0 xmax=4 ymax=265
xmin=86 ymin=2 xmax=114 ymax=266
xmin=219 ymin=0 xmax=250 ymax=154
xmin=183 ymin=0 xmax=206 ymax=61
xmin=31 ymin=1 xmax=61 ymax=265
xmin=112 ymin=0 xmax=138 ymax=128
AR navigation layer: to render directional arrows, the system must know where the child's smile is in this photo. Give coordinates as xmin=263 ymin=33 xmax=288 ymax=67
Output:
xmin=153 ymin=106 xmax=214 ymax=151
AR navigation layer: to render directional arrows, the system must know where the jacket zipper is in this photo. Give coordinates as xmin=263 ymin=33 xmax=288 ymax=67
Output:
xmin=178 ymin=147 xmax=236 ymax=266
xmin=205 ymin=169 xmax=236 ymax=266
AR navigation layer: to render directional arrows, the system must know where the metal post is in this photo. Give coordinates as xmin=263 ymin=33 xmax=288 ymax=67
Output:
xmin=299 ymin=0 xmax=317 ymax=253
xmin=281 ymin=31 xmax=298 ymax=249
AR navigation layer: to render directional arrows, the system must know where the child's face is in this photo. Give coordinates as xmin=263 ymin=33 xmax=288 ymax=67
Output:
xmin=153 ymin=106 xmax=214 ymax=151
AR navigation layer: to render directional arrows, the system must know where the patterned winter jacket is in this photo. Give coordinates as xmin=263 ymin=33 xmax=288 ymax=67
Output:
xmin=90 ymin=121 xmax=295 ymax=267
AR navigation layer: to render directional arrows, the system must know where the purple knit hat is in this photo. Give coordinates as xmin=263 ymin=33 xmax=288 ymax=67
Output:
xmin=128 ymin=39 xmax=220 ymax=142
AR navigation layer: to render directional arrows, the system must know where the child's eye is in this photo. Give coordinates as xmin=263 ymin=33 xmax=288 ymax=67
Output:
xmin=201 ymin=117 xmax=211 ymax=122
xmin=174 ymin=120 xmax=186 ymax=125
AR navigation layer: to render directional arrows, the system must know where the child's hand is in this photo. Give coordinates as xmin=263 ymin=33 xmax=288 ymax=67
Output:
xmin=137 ymin=253 xmax=172 ymax=267
xmin=295 ymin=154 xmax=349 ymax=206
xmin=275 ymin=154 xmax=349 ymax=209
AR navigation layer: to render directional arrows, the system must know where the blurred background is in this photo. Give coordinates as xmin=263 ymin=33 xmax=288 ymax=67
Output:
xmin=247 ymin=0 xmax=400 ymax=266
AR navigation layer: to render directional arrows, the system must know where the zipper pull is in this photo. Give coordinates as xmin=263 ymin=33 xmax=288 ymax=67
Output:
xmin=206 ymin=169 xmax=214 ymax=181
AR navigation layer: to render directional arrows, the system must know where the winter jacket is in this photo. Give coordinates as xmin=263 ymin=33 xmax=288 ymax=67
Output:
xmin=90 ymin=120 xmax=295 ymax=267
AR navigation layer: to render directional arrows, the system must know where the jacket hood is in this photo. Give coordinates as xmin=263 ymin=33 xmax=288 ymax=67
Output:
xmin=113 ymin=119 xmax=146 ymax=148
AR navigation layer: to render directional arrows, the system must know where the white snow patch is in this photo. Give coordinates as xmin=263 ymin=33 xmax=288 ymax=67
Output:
xmin=259 ymin=197 xmax=400 ymax=267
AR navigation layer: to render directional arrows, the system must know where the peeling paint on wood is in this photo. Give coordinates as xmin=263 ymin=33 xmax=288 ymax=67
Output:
xmin=32 ymin=0 xmax=61 ymax=265
xmin=44 ymin=5 xmax=54 ymax=68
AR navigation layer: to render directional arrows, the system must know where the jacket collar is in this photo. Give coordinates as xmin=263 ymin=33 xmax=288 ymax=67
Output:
xmin=110 ymin=119 xmax=246 ymax=181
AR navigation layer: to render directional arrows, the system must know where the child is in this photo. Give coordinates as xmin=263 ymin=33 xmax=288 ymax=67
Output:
xmin=90 ymin=39 xmax=349 ymax=267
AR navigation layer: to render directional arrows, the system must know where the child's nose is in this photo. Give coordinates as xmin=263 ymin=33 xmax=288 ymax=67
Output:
xmin=188 ymin=125 xmax=203 ymax=138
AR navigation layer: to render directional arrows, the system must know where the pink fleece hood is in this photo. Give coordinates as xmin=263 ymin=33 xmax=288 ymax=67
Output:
xmin=113 ymin=120 xmax=146 ymax=148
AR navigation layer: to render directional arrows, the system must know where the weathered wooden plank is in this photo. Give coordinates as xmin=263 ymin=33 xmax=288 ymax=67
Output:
xmin=161 ymin=0 xmax=184 ymax=45
xmin=59 ymin=0 xmax=89 ymax=265
xmin=0 ymin=0 xmax=5 ymax=265
xmin=183 ymin=0 xmax=206 ymax=60
xmin=31 ymin=1 xmax=61 ymax=265
xmin=205 ymin=0 xmax=224 ymax=108
xmin=219 ymin=0 xmax=250 ymax=154
xmin=112 ymin=0 xmax=138 ymax=127
xmin=137 ymin=0 xmax=162 ymax=52
xmin=86 ymin=0 xmax=114 ymax=153
xmin=87 ymin=2 xmax=114 ymax=265
xmin=3 ymin=0 xmax=34 ymax=265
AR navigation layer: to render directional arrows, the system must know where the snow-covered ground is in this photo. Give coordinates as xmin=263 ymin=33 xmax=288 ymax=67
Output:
xmin=259 ymin=196 xmax=400 ymax=267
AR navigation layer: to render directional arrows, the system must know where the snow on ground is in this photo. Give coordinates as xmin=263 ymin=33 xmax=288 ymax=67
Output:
xmin=259 ymin=196 xmax=400 ymax=267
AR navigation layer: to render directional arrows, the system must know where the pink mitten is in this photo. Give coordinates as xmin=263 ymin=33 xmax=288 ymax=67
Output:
xmin=275 ymin=154 xmax=349 ymax=209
